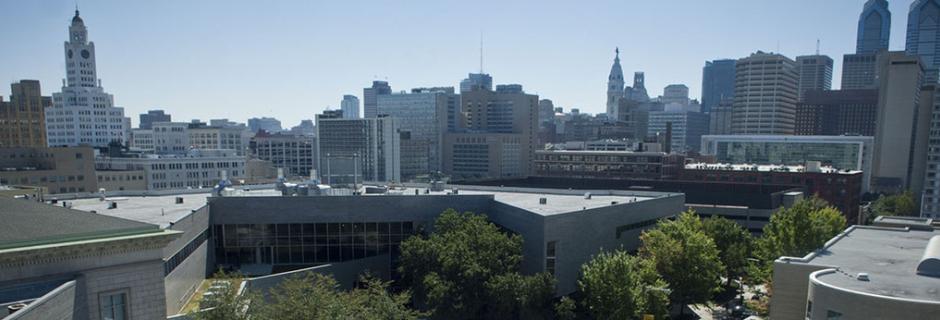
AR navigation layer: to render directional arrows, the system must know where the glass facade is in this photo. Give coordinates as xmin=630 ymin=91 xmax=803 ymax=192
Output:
xmin=213 ymin=221 xmax=417 ymax=266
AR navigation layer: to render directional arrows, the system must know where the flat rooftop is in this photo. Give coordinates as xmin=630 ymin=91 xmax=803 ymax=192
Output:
xmin=685 ymin=162 xmax=860 ymax=174
xmin=784 ymin=226 xmax=940 ymax=302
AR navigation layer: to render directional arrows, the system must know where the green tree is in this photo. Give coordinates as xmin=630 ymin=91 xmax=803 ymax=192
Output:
xmin=871 ymin=191 xmax=917 ymax=218
xmin=553 ymin=296 xmax=577 ymax=320
xmin=753 ymin=197 xmax=846 ymax=282
xmin=578 ymin=250 xmax=670 ymax=319
xmin=190 ymin=271 xmax=253 ymax=320
xmin=398 ymin=209 xmax=556 ymax=319
xmin=640 ymin=211 xmax=724 ymax=315
xmin=701 ymin=215 xmax=752 ymax=286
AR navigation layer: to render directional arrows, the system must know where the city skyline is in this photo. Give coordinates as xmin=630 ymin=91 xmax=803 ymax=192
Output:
xmin=0 ymin=0 xmax=921 ymax=125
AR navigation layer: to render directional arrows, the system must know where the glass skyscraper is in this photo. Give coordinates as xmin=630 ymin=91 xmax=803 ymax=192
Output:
xmin=907 ymin=0 xmax=940 ymax=82
xmin=701 ymin=59 xmax=736 ymax=114
xmin=857 ymin=0 xmax=891 ymax=54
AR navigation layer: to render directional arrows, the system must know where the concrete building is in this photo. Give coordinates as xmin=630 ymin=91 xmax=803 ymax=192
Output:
xmin=0 ymin=147 xmax=97 ymax=194
xmin=872 ymin=51 xmax=929 ymax=194
xmin=534 ymin=150 xmax=682 ymax=180
xmin=129 ymin=128 xmax=154 ymax=152
xmin=315 ymin=113 xmax=400 ymax=184
xmin=538 ymin=99 xmax=555 ymax=128
xmin=923 ymin=88 xmax=940 ymax=218
xmin=770 ymin=218 xmax=940 ymax=320
xmin=0 ymin=80 xmax=51 ymax=148
xmin=701 ymin=59 xmax=736 ymax=114
xmin=376 ymin=87 xmax=456 ymax=178
xmin=647 ymin=111 xmax=710 ymax=153
xmin=625 ymin=72 xmax=650 ymax=103
xmin=795 ymin=55 xmax=833 ymax=100
xmin=362 ymin=81 xmax=392 ymax=119
xmin=708 ymin=100 xmax=734 ymax=135
xmin=288 ymin=119 xmax=316 ymax=136
xmin=95 ymin=149 xmax=245 ymax=190
xmin=606 ymin=48 xmax=625 ymax=119
xmin=907 ymin=0 xmax=940 ymax=82
xmin=139 ymin=110 xmax=171 ymax=130
xmin=150 ymin=122 xmax=191 ymax=154
xmin=96 ymin=169 xmax=147 ymax=191
xmin=841 ymin=53 xmax=881 ymax=90
xmin=857 ymin=0 xmax=891 ymax=54
xmin=247 ymin=117 xmax=282 ymax=134
xmin=459 ymin=73 xmax=493 ymax=93
xmin=796 ymin=89 xmax=878 ymax=136
xmin=188 ymin=123 xmax=251 ymax=156
xmin=661 ymin=84 xmax=690 ymax=107
xmin=340 ymin=95 xmax=360 ymax=119
xmin=46 ymin=10 xmax=128 ymax=147
xmin=700 ymin=135 xmax=874 ymax=192
xmin=732 ymin=51 xmax=799 ymax=135
xmin=250 ymin=131 xmax=317 ymax=178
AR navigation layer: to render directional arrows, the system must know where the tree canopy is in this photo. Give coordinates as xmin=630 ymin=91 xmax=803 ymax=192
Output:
xmin=578 ymin=249 xmax=669 ymax=319
xmin=870 ymin=191 xmax=917 ymax=218
xmin=701 ymin=215 xmax=753 ymax=285
xmin=753 ymin=197 xmax=846 ymax=282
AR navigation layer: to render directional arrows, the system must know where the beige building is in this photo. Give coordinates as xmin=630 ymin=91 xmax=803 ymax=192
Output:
xmin=443 ymin=133 xmax=526 ymax=180
xmin=0 ymin=147 xmax=97 ymax=194
xmin=731 ymin=51 xmax=799 ymax=135
xmin=770 ymin=217 xmax=940 ymax=320
xmin=0 ymin=80 xmax=51 ymax=148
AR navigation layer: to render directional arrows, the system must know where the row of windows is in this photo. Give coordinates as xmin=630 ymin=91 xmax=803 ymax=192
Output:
xmin=164 ymin=229 xmax=208 ymax=276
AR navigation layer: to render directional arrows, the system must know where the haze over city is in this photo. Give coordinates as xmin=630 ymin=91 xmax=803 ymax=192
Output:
xmin=0 ymin=0 xmax=919 ymax=124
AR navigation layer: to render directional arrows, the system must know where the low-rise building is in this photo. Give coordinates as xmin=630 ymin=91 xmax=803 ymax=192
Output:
xmin=95 ymin=149 xmax=245 ymax=190
xmin=96 ymin=169 xmax=147 ymax=191
xmin=534 ymin=150 xmax=682 ymax=180
xmin=250 ymin=131 xmax=317 ymax=178
xmin=0 ymin=147 xmax=96 ymax=194
xmin=443 ymin=133 xmax=527 ymax=180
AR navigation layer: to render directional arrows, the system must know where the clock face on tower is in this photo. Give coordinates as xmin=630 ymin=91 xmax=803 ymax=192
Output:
xmin=81 ymin=49 xmax=90 ymax=59
xmin=67 ymin=50 xmax=73 ymax=58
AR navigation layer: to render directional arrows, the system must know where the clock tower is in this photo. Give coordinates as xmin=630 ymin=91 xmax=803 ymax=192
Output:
xmin=65 ymin=10 xmax=98 ymax=88
xmin=606 ymin=48 xmax=625 ymax=120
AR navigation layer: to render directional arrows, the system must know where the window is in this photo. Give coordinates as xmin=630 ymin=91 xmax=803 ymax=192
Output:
xmin=806 ymin=300 xmax=812 ymax=319
xmin=826 ymin=310 xmax=842 ymax=320
xmin=99 ymin=290 xmax=128 ymax=320
xmin=546 ymin=241 xmax=557 ymax=276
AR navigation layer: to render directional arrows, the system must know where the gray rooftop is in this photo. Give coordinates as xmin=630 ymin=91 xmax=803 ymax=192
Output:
xmin=0 ymin=197 xmax=160 ymax=250
xmin=785 ymin=226 xmax=940 ymax=302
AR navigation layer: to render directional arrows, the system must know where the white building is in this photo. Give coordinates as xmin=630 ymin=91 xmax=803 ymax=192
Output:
xmin=188 ymin=124 xmax=251 ymax=156
xmin=341 ymin=95 xmax=360 ymax=119
xmin=45 ymin=10 xmax=128 ymax=147
xmin=96 ymin=149 xmax=245 ymax=190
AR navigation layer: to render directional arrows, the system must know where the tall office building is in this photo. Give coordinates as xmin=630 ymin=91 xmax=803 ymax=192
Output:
xmin=250 ymin=131 xmax=317 ymax=178
xmin=45 ymin=10 xmax=128 ymax=147
xmin=842 ymin=53 xmax=881 ymax=89
xmin=795 ymin=55 xmax=833 ymax=100
xmin=247 ymin=117 xmax=282 ymax=133
xmin=708 ymin=99 xmax=734 ymax=135
xmin=796 ymin=89 xmax=878 ymax=136
xmin=922 ymin=89 xmax=940 ymax=217
xmin=701 ymin=59 xmax=736 ymax=114
xmin=857 ymin=0 xmax=891 ymax=54
xmin=0 ymin=80 xmax=51 ymax=147
xmin=606 ymin=48 xmax=625 ymax=119
xmin=363 ymin=81 xmax=392 ymax=118
xmin=139 ymin=110 xmax=171 ymax=130
xmin=538 ymin=99 xmax=555 ymax=127
xmin=647 ymin=111 xmax=710 ymax=153
xmin=315 ymin=112 xmax=400 ymax=184
xmin=340 ymin=95 xmax=360 ymax=119
xmin=376 ymin=87 xmax=456 ymax=178
xmin=459 ymin=73 xmax=493 ymax=93
xmin=872 ymin=52 xmax=929 ymax=194
xmin=907 ymin=0 xmax=940 ymax=82
xmin=731 ymin=52 xmax=799 ymax=135
xmin=662 ymin=84 xmax=690 ymax=106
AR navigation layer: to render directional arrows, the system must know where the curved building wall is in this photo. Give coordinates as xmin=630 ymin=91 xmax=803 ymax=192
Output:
xmin=807 ymin=269 xmax=940 ymax=319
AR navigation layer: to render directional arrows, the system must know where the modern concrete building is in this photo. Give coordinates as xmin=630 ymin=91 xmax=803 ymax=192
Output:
xmin=46 ymin=10 xmax=128 ymax=147
xmin=376 ymin=87 xmax=457 ymax=178
xmin=315 ymin=113 xmax=401 ymax=184
xmin=247 ymin=117 xmax=282 ymax=134
xmin=139 ymin=110 xmax=171 ymax=130
xmin=534 ymin=150 xmax=682 ymax=180
xmin=701 ymin=59 xmax=736 ymax=114
xmin=250 ymin=131 xmax=317 ymax=178
xmin=907 ymin=0 xmax=940 ymax=83
xmin=923 ymin=88 xmax=940 ymax=218
xmin=700 ymin=135 xmax=874 ymax=192
xmin=770 ymin=218 xmax=940 ymax=320
xmin=188 ymin=123 xmax=251 ymax=156
xmin=732 ymin=51 xmax=799 ymax=135
xmin=795 ymin=55 xmax=833 ymax=100
xmin=647 ymin=111 xmax=710 ymax=153
xmin=362 ymin=81 xmax=392 ymax=119
xmin=0 ymin=147 xmax=97 ymax=194
xmin=0 ymin=80 xmax=51 ymax=148
xmin=95 ymin=149 xmax=245 ymax=190
xmin=340 ymin=94 xmax=360 ymax=119
xmin=796 ymin=89 xmax=879 ymax=136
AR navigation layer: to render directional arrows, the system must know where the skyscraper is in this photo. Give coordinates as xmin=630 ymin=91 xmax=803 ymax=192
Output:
xmin=907 ymin=0 xmax=940 ymax=83
xmin=662 ymin=84 xmax=690 ymax=107
xmin=606 ymin=48 xmax=625 ymax=119
xmin=459 ymin=73 xmax=493 ymax=93
xmin=139 ymin=110 xmax=170 ymax=130
xmin=701 ymin=59 xmax=736 ymax=114
xmin=0 ymin=80 xmax=51 ymax=147
xmin=795 ymin=55 xmax=834 ymax=100
xmin=376 ymin=87 xmax=456 ymax=178
xmin=363 ymin=81 xmax=392 ymax=118
xmin=857 ymin=0 xmax=891 ymax=54
xmin=341 ymin=95 xmax=360 ymax=119
xmin=315 ymin=111 xmax=400 ymax=184
xmin=731 ymin=51 xmax=799 ymax=135
xmin=841 ymin=53 xmax=881 ymax=89
xmin=45 ymin=10 xmax=128 ymax=147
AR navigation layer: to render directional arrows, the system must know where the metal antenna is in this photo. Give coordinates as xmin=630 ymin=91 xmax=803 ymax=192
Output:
xmin=479 ymin=31 xmax=484 ymax=73
xmin=816 ymin=39 xmax=820 ymax=55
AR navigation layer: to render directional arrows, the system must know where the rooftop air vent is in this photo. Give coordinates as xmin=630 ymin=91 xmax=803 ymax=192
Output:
xmin=176 ymin=197 xmax=184 ymax=204
xmin=584 ymin=192 xmax=592 ymax=199
xmin=539 ymin=197 xmax=547 ymax=205
xmin=856 ymin=273 xmax=870 ymax=281
xmin=917 ymin=235 xmax=940 ymax=277
xmin=108 ymin=202 xmax=117 ymax=209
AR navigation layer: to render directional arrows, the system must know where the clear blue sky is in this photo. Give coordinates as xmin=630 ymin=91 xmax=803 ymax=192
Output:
xmin=0 ymin=0 xmax=916 ymax=126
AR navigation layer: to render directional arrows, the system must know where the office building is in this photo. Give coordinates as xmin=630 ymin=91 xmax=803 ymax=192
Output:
xmin=363 ymin=81 xmax=392 ymax=119
xmin=647 ymin=111 xmax=710 ymax=153
xmin=340 ymin=95 xmax=360 ymax=119
xmin=857 ymin=0 xmax=891 ymax=54
xmin=534 ymin=150 xmax=682 ymax=180
xmin=46 ymin=10 xmax=128 ymax=147
xmin=376 ymin=87 xmax=456 ymax=178
xmin=188 ymin=123 xmax=251 ymax=156
xmin=700 ymin=135 xmax=874 ymax=192
xmin=250 ymin=131 xmax=317 ymax=178
xmin=770 ymin=218 xmax=940 ymax=320
xmin=315 ymin=113 xmax=400 ymax=184
xmin=95 ymin=149 xmax=245 ymax=190
xmin=139 ymin=110 xmax=171 ymax=130
xmin=842 ymin=53 xmax=881 ymax=89
xmin=288 ymin=119 xmax=316 ymax=136
xmin=0 ymin=80 xmax=51 ymax=147
xmin=732 ymin=51 xmax=799 ymax=135
xmin=150 ymin=122 xmax=191 ymax=154
xmin=923 ymin=89 xmax=940 ymax=218
xmin=661 ymin=84 xmax=690 ymax=107
xmin=701 ymin=59 xmax=736 ymax=114
xmin=0 ymin=147 xmax=96 ymax=194
xmin=606 ymin=48 xmax=625 ymax=119
xmin=709 ymin=100 xmax=733 ymax=135
xmin=538 ymin=99 xmax=555 ymax=127
xmin=872 ymin=52 xmax=929 ymax=193
xmin=907 ymin=0 xmax=940 ymax=82
xmin=459 ymin=73 xmax=493 ymax=93
xmin=247 ymin=117 xmax=282 ymax=134
xmin=795 ymin=89 xmax=879 ymax=136
xmin=795 ymin=55 xmax=833 ymax=100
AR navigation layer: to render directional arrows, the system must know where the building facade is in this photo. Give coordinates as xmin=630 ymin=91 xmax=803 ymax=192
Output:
xmin=46 ymin=11 xmax=128 ymax=147
xmin=0 ymin=80 xmax=51 ymax=148
xmin=248 ymin=117 xmax=282 ymax=134
xmin=376 ymin=87 xmax=456 ymax=178
xmin=701 ymin=59 xmax=736 ymax=114
xmin=459 ymin=73 xmax=493 ymax=93
xmin=95 ymin=149 xmax=246 ymax=190
xmin=907 ymin=0 xmax=940 ymax=82
xmin=139 ymin=110 xmax=171 ymax=130
xmin=732 ymin=52 xmax=799 ymax=135
xmin=872 ymin=52 xmax=929 ymax=193
xmin=647 ymin=111 xmax=710 ymax=153
xmin=315 ymin=114 xmax=401 ymax=184
xmin=795 ymin=89 xmax=878 ymax=136
xmin=606 ymin=49 xmax=625 ymax=119
xmin=0 ymin=147 xmax=97 ymax=194
xmin=340 ymin=95 xmax=360 ymax=119
xmin=534 ymin=150 xmax=681 ymax=180
xmin=188 ymin=124 xmax=251 ymax=156
xmin=362 ymin=81 xmax=392 ymax=119
xmin=795 ymin=55 xmax=833 ymax=100
xmin=842 ymin=53 xmax=881 ymax=89
xmin=708 ymin=100 xmax=733 ymax=135
xmin=250 ymin=131 xmax=317 ymax=178
xmin=857 ymin=0 xmax=891 ymax=54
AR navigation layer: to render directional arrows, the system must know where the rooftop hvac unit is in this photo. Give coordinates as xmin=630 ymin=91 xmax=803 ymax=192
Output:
xmin=856 ymin=273 xmax=870 ymax=281
xmin=176 ymin=197 xmax=184 ymax=204
xmin=584 ymin=192 xmax=592 ymax=199
xmin=452 ymin=188 xmax=459 ymax=195
xmin=108 ymin=202 xmax=117 ymax=209
xmin=539 ymin=197 xmax=547 ymax=205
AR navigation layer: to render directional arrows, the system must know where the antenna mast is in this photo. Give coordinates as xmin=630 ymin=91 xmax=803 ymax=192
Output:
xmin=479 ymin=31 xmax=484 ymax=73
xmin=816 ymin=39 xmax=820 ymax=55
